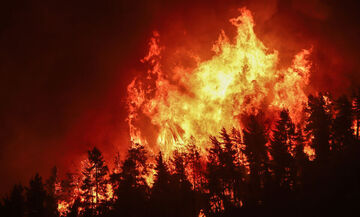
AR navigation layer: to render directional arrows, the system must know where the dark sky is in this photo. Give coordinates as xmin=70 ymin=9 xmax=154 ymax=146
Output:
xmin=1 ymin=0 xmax=360 ymax=194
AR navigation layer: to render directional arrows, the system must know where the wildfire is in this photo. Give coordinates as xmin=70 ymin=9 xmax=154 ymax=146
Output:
xmin=127 ymin=8 xmax=312 ymax=158
xmin=56 ymin=8 xmax=314 ymax=215
xmin=56 ymin=160 xmax=114 ymax=216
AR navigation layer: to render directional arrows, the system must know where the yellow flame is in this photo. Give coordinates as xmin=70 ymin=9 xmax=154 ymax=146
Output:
xmin=127 ymin=8 xmax=312 ymax=158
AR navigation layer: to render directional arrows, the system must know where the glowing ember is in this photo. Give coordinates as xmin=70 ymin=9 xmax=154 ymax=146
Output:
xmin=127 ymin=8 xmax=312 ymax=158
xmin=57 ymin=201 xmax=70 ymax=216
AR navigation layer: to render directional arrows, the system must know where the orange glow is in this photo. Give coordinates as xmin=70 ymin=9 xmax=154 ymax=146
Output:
xmin=56 ymin=160 xmax=114 ymax=215
xmin=352 ymin=99 xmax=359 ymax=138
xmin=127 ymin=8 xmax=312 ymax=158
xmin=57 ymin=200 xmax=70 ymax=216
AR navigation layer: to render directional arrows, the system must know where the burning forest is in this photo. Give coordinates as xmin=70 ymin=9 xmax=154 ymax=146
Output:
xmin=1 ymin=1 xmax=360 ymax=217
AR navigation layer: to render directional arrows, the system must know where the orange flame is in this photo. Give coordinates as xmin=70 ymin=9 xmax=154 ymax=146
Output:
xmin=56 ymin=160 xmax=114 ymax=215
xmin=127 ymin=8 xmax=312 ymax=158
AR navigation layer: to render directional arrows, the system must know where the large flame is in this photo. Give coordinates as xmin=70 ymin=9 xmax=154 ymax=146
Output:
xmin=55 ymin=8 xmax=313 ymax=214
xmin=127 ymin=8 xmax=312 ymax=158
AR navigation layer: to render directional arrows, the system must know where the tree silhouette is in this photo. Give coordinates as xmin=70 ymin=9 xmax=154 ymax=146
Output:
xmin=185 ymin=139 xmax=204 ymax=191
xmin=184 ymin=140 xmax=206 ymax=217
xmin=59 ymin=172 xmax=81 ymax=211
xmin=269 ymin=110 xmax=295 ymax=191
xmin=45 ymin=167 xmax=60 ymax=217
xmin=111 ymin=143 xmax=149 ymax=217
xmin=150 ymin=152 xmax=173 ymax=217
xmin=4 ymin=93 xmax=360 ymax=217
xmin=66 ymin=198 xmax=80 ymax=217
xmin=242 ymin=114 xmax=269 ymax=207
xmin=80 ymin=147 xmax=109 ymax=215
xmin=205 ymin=128 xmax=246 ymax=216
xmin=1 ymin=184 xmax=25 ymax=217
xmin=333 ymin=95 xmax=354 ymax=152
xmin=26 ymin=174 xmax=47 ymax=217
xmin=170 ymin=151 xmax=197 ymax=217
xmin=305 ymin=94 xmax=332 ymax=163
xmin=292 ymin=126 xmax=309 ymax=190
xmin=205 ymin=134 xmax=226 ymax=214
xmin=108 ymin=152 xmax=121 ymax=204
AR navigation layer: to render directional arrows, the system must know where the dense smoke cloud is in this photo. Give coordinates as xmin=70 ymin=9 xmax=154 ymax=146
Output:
xmin=0 ymin=0 xmax=359 ymax=194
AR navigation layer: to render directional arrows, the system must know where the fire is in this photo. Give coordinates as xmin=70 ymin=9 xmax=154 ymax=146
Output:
xmin=56 ymin=8 xmax=314 ymax=214
xmin=127 ymin=8 xmax=312 ymax=158
xmin=57 ymin=201 xmax=70 ymax=216
xmin=56 ymin=160 xmax=114 ymax=216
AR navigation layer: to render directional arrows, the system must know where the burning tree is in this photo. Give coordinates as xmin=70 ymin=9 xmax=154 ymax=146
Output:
xmin=3 ymin=5 xmax=360 ymax=217
xmin=305 ymin=94 xmax=332 ymax=162
xmin=80 ymin=147 xmax=109 ymax=215
xmin=111 ymin=143 xmax=150 ymax=217
xmin=269 ymin=110 xmax=296 ymax=192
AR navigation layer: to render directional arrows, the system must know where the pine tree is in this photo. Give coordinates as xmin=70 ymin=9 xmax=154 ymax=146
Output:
xmin=2 ymin=184 xmax=25 ymax=217
xmin=109 ymin=152 xmax=121 ymax=203
xmin=230 ymin=128 xmax=247 ymax=208
xmin=293 ymin=126 xmax=309 ymax=189
xmin=172 ymin=151 xmax=191 ymax=190
xmin=171 ymin=151 xmax=197 ymax=217
xmin=151 ymin=152 xmax=173 ymax=217
xmin=81 ymin=161 xmax=94 ymax=212
xmin=242 ymin=114 xmax=269 ymax=206
xmin=185 ymin=138 xmax=204 ymax=191
xmin=305 ymin=94 xmax=332 ymax=163
xmin=26 ymin=174 xmax=47 ymax=217
xmin=219 ymin=128 xmax=245 ymax=209
xmin=205 ymin=128 xmax=246 ymax=215
xmin=112 ymin=143 xmax=149 ymax=217
xmin=205 ymin=135 xmax=225 ymax=214
xmin=333 ymin=95 xmax=354 ymax=152
xmin=45 ymin=167 xmax=60 ymax=217
xmin=184 ymin=140 xmax=206 ymax=217
xmin=59 ymin=172 xmax=80 ymax=211
xmin=269 ymin=110 xmax=295 ymax=191
xmin=80 ymin=147 xmax=109 ymax=214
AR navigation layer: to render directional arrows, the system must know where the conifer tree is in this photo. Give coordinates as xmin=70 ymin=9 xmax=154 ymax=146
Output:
xmin=60 ymin=172 xmax=80 ymax=210
xmin=26 ymin=174 xmax=47 ymax=217
xmin=45 ymin=167 xmax=60 ymax=217
xmin=220 ymin=128 xmax=245 ymax=208
xmin=2 ymin=184 xmax=25 ymax=217
xmin=269 ymin=110 xmax=295 ymax=191
xmin=151 ymin=152 xmax=173 ymax=217
xmin=80 ymin=147 xmax=109 ymax=214
xmin=112 ymin=143 xmax=149 ymax=217
xmin=109 ymin=152 xmax=121 ymax=203
xmin=205 ymin=135 xmax=225 ymax=214
xmin=333 ymin=95 xmax=354 ymax=151
xmin=293 ymin=126 xmax=309 ymax=189
xmin=205 ymin=128 xmax=246 ymax=215
xmin=305 ymin=94 xmax=332 ymax=162
xmin=171 ymin=151 xmax=197 ymax=217
xmin=185 ymin=139 xmax=204 ymax=190
xmin=242 ymin=114 xmax=269 ymax=206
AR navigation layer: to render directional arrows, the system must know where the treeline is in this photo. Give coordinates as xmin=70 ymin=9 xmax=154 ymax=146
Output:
xmin=2 ymin=92 xmax=360 ymax=217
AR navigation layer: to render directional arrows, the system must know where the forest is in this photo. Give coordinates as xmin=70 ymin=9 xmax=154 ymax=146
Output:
xmin=2 ymin=92 xmax=360 ymax=217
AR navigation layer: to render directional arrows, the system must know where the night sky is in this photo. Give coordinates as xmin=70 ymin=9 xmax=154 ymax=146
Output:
xmin=1 ymin=0 xmax=360 ymax=195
